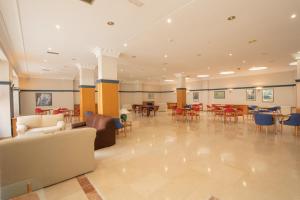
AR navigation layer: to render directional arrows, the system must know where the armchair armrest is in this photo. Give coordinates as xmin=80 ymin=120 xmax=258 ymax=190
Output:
xmin=72 ymin=122 xmax=86 ymax=129
xmin=16 ymin=124 xmax=28 ymax=135
xmin=56 ymin=121 xmax=65 ymax=130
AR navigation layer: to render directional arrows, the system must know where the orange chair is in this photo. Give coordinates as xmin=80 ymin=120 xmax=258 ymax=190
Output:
xmin=175 ymin=108 xmax=184 ymax=120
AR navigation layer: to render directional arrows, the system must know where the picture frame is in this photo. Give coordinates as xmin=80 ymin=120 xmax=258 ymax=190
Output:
xmin=193 ymin=92 xmax=199 ymax=102
xmin=214 ymin=91 xmax=225 ymax=99
xmin=36 ymin=93 xmax=52 ymax=106
xmin=262 ymin=88 xmax=274 ymax=102
xmin=246 ymin=89 xmax=256 ymax=101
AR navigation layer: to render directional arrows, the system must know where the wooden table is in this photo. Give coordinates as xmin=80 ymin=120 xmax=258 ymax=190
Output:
xmin=142 ymin=105 xmax=154 ymax=117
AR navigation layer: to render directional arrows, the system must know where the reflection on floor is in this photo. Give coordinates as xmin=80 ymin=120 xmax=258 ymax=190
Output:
xmin=16 ymin=112 xmax=300 ymax=200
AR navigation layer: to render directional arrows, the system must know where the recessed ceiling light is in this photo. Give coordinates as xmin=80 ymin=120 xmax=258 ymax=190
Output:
xmin=166 ymin=18 xmax=172 ymax=24
xmin=242 ymin=60 xmax=246 ymax=64
xmin=107 ymin=21 xmax=115 ymax=26
xmin=123 ymin=43 xmax=128 ymax=47
xmin=197 ymin=74 xmax=209 ymax=78
xmin=291 ymin=14 xmax=297 ymax=19
xmin=248 ymin=66 xmax=268 ymax=71
xmin=43 ymin=59 xmax=47 ymax=63
xmin=248 ymin=39 xmax=257 ymax=44
xmin=164 ymin=54 xmax=168 ymax=58
xmin=228 ymin=53 xmax=233 ymax=56
xmin=207 ymin=66 xmax=211 ymax=70
xmin=289 ymin=61 xmax=297 ymax=66
xmin=48 ymin=47 xmax=52 ymax=51
xmin=164 ymin=79 xmax=174 ymax=82
xmin=55 ymin=24 xmax=61 ymax=30
xmin=227 ymin=16 xmax=236 ymax=21
xmin=219 ymin=71 xmax=235 ymax=75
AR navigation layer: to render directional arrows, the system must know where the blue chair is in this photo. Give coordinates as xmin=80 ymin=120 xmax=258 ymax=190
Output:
xmin=84 ymin=111 xmax=94 ymax=118
xmin=113 ymin=118 xmax=126 ymax=135
xmin=254 ymin=113 xmax=274 ymax=134
xmin=281 ymin=113 xmax=300 ymax=136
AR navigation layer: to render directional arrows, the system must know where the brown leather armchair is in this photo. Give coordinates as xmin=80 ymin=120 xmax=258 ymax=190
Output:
xmin=72 ymin=114 xmax=116 ymax=150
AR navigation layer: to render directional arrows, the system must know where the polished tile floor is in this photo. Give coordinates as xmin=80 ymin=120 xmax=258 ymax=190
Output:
xmin=35 ymin=112 xmax=300 ymax=200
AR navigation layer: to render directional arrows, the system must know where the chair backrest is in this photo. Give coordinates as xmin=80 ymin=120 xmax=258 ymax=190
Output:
xmin=85 ymin=111 xmax=94 ymax=118
xmin=35 ymin=108 xmax=43 ymax=114
xmin=288 ymin=113 xmax=300 ymax=125
xmin=113 ymin=118 xmax=123 ymax=129
xmin=176 ymin=108 xmax=183 ymax=114
xmin=224 ymin=108 xmax=235 ymax=113
xmin=254 ymin=113 xmax=274 ymax=126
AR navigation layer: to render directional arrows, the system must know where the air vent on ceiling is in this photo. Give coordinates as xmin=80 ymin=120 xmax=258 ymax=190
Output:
xmin=47 ymin=51 xmax=60 ymax=55
xmin=80 ymin=0 xmax=95 ymax=4
xmin=128 ymin=0 xmax=144 ymax=7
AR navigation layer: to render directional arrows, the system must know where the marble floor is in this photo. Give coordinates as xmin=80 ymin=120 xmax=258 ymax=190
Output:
xmin=27 ymin=112 xmax=300 ymax=200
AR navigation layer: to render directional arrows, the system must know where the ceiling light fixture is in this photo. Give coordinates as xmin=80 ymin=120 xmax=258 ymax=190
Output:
xmin=164 ymin=79 xmax=174 ymax=82
xmin=248 ymin=66 xmax=268 ymax=71
xmin=164 ymin=54 xmax=168 ymax=58
xmin=48 ymin=47 xmax=52 ymax=51
xmin=228 ymin=53 xmax=233 ymax=56
xmin=197 ymin=75 xmax=209 ymax=78
xmin=107 ymin=21 xmax=115 ymax=26
xmin=248 ymin=39 xmax=257 ymax=44
xmin=219 ymin=71 xmax=235 ymax=75
xmin=242 ymin=60 xmax=246 ymax=64
xmin=123 ymin=43 xmax=128 ymax=47
xmin=166 ymin=18 xmax=172 ymax=24
xmin=55 ymin=24 xmax=61 ymax=30
xmin=291 ymin=14 xmax=297 ymax=19
xmin=289 ymin=61 xmax=297 ymax=66
xmin=227 ymin=16 xmax=236 ymax=21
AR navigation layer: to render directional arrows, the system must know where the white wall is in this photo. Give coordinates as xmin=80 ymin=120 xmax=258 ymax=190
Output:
xmin=0 ymin=60 xmax=12 ymax=138
xmin=19 ymin=78 xmax=75 ymax=115
xmin=119 ymin=71 xmax=297 ymax=108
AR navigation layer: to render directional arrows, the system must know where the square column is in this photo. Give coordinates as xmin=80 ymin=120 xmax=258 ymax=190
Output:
xmin=296 ymin=60 xmax=300 ymax=109
xmin=79 ymin=67 xmax=96 ymax=121
xmin=176 ymin=73 xmax=186 ymax=108
xmin=0 ymin=60 xmax=13 ymax=138
xmin=97 ymin=55 xmax=119 ymax=118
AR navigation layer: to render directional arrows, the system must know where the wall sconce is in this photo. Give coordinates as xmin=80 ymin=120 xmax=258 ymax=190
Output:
xmin=228 ymin=88 xmax=233 ymax=93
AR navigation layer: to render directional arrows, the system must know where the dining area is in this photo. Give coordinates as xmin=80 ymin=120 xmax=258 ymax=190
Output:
xmin=132 ymin=101 xmax=160 ymax=117
xmin=34 ymin=107 xmax=79 ymax=123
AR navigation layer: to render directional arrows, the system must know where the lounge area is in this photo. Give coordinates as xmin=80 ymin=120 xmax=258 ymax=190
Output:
xmin=0 ymin=0 xmax=300 ymax=200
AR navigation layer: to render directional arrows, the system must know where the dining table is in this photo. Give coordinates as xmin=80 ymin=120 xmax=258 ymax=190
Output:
xmin=142 ymin=105 xmax=154 ymax=117
xmin=259 ymin=112 xmax=286 ymax=133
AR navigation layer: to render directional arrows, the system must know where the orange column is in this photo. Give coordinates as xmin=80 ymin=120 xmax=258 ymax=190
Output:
xmin=177 ymin=88 xmax=186 ymax=108
xmin=79 ymin=86 xmax=96 ymax=121
xmin=97 ymin=79 xmax=119 ymax=118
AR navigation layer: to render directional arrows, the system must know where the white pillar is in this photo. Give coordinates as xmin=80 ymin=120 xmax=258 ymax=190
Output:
xmin=201 ymin=79 xmax=210 ymax=108
xmin=176 ymin=73 xmax=186 ymax=89
xmin=296 ymin=60 xmax=300 ymax=108
xmin=0 ymin=60 xmax=12 ymax=138
xmin=95 ymin=49 xmax=120 ymax=117
xmin=79 ymin=67 xmax=95 ymax=87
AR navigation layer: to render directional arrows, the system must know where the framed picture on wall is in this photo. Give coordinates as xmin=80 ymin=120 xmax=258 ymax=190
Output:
xmin=148 ymin=93 xmax=155 ymax=100
xmin=246 ymin=89 xmax=256 ymax=101
xmin=36 ymin=93 xmax=52 ymax=106
xmin=214 ymin=91 xmax=225 ymax=99
xmin=193 ymin=92 xmax=199 ymax=102
xmin=262 ymin=88 xmax=274 ymax=102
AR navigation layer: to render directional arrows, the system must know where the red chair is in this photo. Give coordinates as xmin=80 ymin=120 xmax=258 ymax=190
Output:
xmin=175 ymin=108 xmax=184 ymax=120
xmin=213 ymin=106 xmax=224 ymax=120
xmin=35 ymin=108 xmax=44 ymax=115
xmin=224 ymin=108 xmax=236 ymax=123
xmin=190 ymin=106 xmax=200 ymax=120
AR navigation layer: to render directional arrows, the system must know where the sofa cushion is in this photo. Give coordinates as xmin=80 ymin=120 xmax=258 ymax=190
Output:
xmin=24 ymin=126 xmax=62 ymax=135
xmin=17 ymin=115 xmax=41 ymax=128
xmin=41 ymin=114 xmax=64 ymax=127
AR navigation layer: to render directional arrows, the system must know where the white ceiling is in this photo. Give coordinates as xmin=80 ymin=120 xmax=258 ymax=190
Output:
xmin=0 ymin=0 xmax=299 ymax=82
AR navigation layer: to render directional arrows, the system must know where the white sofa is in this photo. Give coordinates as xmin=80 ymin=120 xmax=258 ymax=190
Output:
xmin=16 ymin=114 xmax=65 ymax=136
xmin=0 ymin=128 xmax=96 ymax=200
